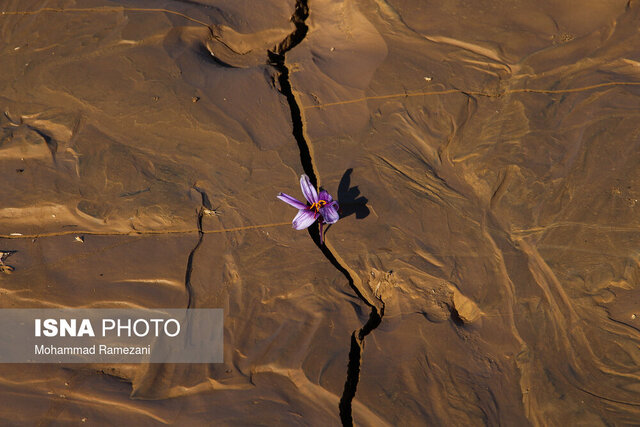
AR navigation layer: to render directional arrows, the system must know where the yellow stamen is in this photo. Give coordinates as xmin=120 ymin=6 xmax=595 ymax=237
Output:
xmin=310 ymin=200 xmax=327 ymax=212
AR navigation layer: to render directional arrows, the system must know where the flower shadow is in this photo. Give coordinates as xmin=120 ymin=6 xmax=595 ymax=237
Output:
xmin=335 ymin=168 xmax=369 ymax=219
xmin=308 ymin=168 xmax=369 ymax=247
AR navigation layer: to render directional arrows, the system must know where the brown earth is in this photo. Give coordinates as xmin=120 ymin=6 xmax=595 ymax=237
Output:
xmin=1 ymin=0 xmax=640 ymax=425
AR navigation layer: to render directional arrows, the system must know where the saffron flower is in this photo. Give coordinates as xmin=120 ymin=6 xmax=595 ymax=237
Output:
xmin=278 ymin=174 xmax=339 ymax=244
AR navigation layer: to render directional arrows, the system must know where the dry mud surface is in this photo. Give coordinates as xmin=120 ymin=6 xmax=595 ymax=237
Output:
xmin=1 ymin=0 xmax=640 ymax=425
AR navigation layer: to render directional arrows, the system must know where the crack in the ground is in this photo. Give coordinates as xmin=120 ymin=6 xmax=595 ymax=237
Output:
xmin=184 ymin=186 xmax=211 ymax=308
xmin=268 ymin=0 xmax=318 ymax=188
xmin=339 ymin=304 xmax=385 ymax=426
xmin=268 ymin=1 xmax=385 ymax=425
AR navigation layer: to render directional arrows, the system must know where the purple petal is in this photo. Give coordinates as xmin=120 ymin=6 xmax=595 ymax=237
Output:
xmin=318 ymin=190 xmax=333 ymax=202
xmin=300 ymin=174 xmax=318 ymax=204
xmin=292 ymin=209 xmax=317 ymax=230
xmin=277 ymin=193 xmax=307 ymax=210
xmin=320 ymin=201 xmax=339 ymax=224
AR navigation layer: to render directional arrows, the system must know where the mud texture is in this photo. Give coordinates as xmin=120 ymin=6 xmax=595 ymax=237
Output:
xmin=1 ymin=0 xmax=640 ymax=425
